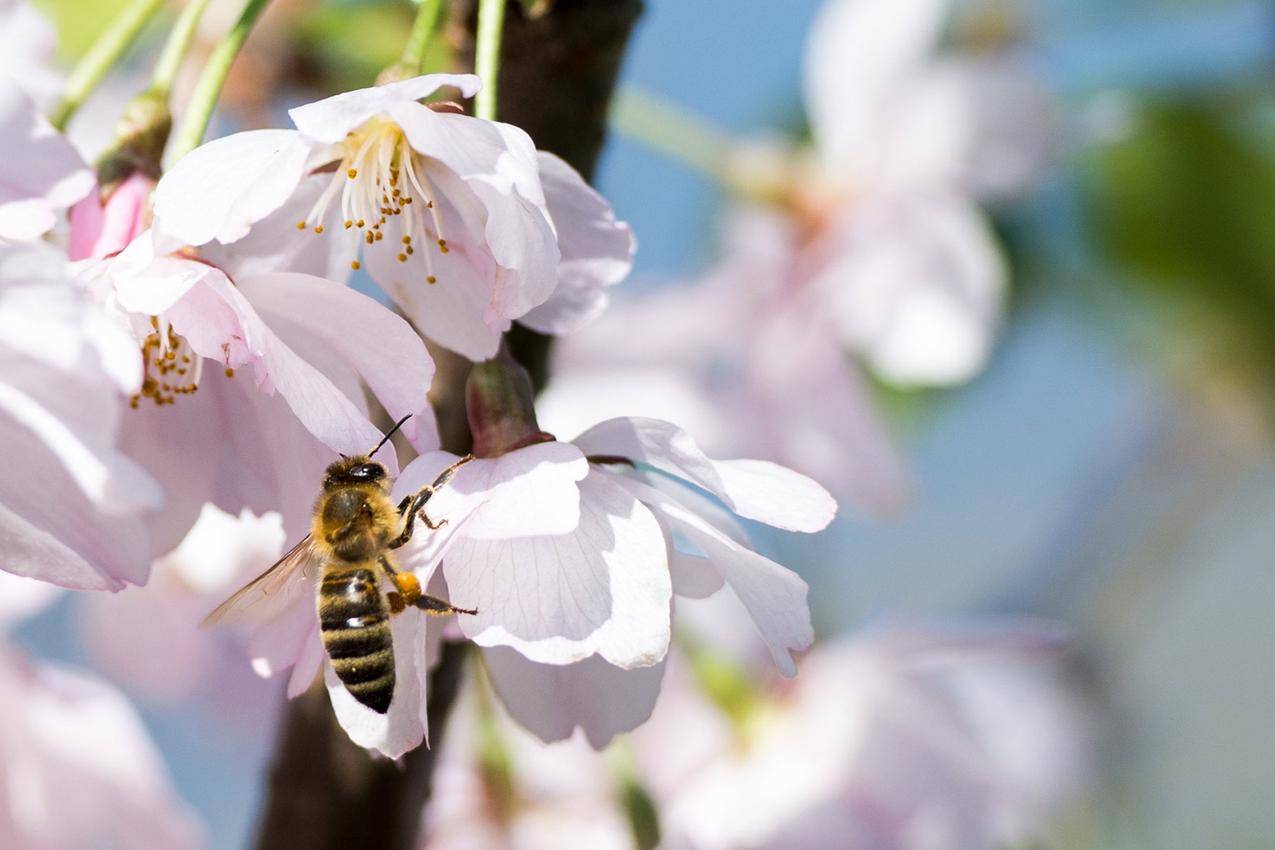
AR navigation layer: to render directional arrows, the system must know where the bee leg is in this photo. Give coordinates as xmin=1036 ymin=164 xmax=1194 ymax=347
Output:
xmin=379 ymin=556 xmax=422 ymax=610
xmin=415 ymin=594 xmax=478 ymax=617
xmin=389 ymin=454 xmax=474 ymax=549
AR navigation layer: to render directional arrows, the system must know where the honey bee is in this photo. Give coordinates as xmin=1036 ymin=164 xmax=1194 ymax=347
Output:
xmin=204 ymin=415 xmax=475 ymax=714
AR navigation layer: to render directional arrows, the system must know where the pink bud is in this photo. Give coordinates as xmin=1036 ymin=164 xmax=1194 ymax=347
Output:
xmin=68 ymin=171 xmax=153 ymax=260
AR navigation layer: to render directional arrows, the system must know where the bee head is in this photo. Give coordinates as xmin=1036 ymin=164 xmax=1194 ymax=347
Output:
xmin=323 ymin=455 xmax=388 ymax=490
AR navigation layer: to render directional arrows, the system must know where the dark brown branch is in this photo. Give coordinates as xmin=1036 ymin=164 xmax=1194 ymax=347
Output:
xmin=252 ymin=641 xmax=468 ymax=850
xmin=252 ymin=4 xmax=641 ymax=848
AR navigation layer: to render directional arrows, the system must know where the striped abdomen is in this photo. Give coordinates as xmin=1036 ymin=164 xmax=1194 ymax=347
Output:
xmin=319 ymin=564 xmax=394 ymax=714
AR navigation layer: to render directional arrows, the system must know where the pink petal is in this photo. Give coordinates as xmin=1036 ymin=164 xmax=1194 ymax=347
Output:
xmin=68 ymin=172 xmax=152 ymax=261
xmin=239 ymin=272 xmax=438 ymax=450
xmin=0 ymin=79 xmax=93 ymax=241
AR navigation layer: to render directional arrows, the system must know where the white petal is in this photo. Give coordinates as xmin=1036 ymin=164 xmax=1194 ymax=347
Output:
xmin=326 ymin=608 xmax=432 ymax=758
xmin=483 ymin=647 xmax=666 ymax=748
xmin=572 ymin=417 xmax=836 ymax=532
xmin=200 ymin=172 xmax=361 ymax=282
xmin=152 ymin=129 xmax=311 ymax=246
xmin=520 ymin=151 xmax=634 ymax=334
xmin=361 ymin=199 xmax=506 ymax=361
xmin=0 ymin=502 xmax=120 ymax=591
xmin=0 ymin=79 xmax=93 ymax=240
xmin=444 ymin=471 xmax=671 ymax=668
xmin=393 ymin=442 xmax=589 ymax=552
xmin=616 ymin=477 xmax=812 ymax=676
xmin=239 ymin=272 xmax=439 ymax=450
xmin=820 ymin=193 xmax=1006 ymax=386
xmin=803 ymin=0 xmax=950 ymax=170
xmin=289 ymin=74 xmax=481 ymax=143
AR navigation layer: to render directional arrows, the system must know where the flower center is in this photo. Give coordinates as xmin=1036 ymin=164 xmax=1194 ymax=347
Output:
xmin=298 ymin=117 xmax=449 ymax=284
xmin=130 ymin=317 xmax=213 ymax=408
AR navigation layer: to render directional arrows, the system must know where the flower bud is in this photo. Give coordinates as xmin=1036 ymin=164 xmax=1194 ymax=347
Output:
xmin=465 ymin=347 xmax=554 ymax=458
xmin=95 ymin=88 xmax=172 ymax=193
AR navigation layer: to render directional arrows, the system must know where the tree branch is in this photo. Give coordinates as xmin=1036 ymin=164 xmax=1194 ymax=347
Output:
xmin=251 ymin=3 xmax=642 ymax=848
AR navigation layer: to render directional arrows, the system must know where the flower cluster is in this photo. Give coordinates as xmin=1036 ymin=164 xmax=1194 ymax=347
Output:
xmin=0 ymin=0 xmax=1083 ymax=844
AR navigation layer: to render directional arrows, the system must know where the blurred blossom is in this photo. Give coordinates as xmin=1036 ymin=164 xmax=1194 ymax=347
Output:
xmin=152 ymin=73 xmax=634 ymax=361
xmin=81 ymin=504 xmax=285 ymax=722
xmin=0 ymin=78 xmax=94 ymax=243
xmin=0 ymin=240 xmax=159 ymax=590
xmin=0 ymin=573 xmax=202 ymax=850
xmin=544 ymin=0 xmax=1051 ymax=511
xmin=421 ymin=680 xmax=634 ymax=850
xmin=542 ymin=208 xmax=912 ymax=513
xmin=0 ymin=0 xmax=62 ymax=106
xmin=384 ymin=415 xmax=836 ymax=750
xmin=635 ymin=624 xmax=1095 ymax=850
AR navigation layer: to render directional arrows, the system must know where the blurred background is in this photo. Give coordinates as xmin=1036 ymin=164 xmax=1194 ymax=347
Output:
xmin=19 ymin=0 xmax=1275 ymax=847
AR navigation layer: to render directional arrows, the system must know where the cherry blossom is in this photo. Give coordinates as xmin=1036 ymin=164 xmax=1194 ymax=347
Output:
xmin=361 ymin=415 xmax=836 ymax=750
xmin=75 ymin=228 xmax=439 ymax=553
xmin=0 ymin=0 xmax=61 ymax=106
xmin=632 ymin=623 xmax=1095 ymax=850
xmin=80 ymin=504 xmax=287 ymax=721
xmin=0 ymin=572 xmax=202 ymax=850
xmin=0 ymin=78 xmax=93 ymax=243
xmin=796 ymin=0 xmax=1048 ymax=386
xmin=152 ymin=74 xmax=634 ymax=360
xmin=541 ymin=0 xmax=1050 ymax=511
xmin=420 ymin=681 xmax=635 ymax=850
xmin=0 ymin=240 xmax=159 ymax=590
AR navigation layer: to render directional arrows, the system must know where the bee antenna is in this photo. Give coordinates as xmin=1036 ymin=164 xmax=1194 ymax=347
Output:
xmin=369 ymin=414 xmax=412 ymax=458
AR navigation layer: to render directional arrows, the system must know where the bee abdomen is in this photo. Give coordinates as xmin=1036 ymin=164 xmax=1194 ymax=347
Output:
xmin=319 ymin=567 xmax=395 ymax=714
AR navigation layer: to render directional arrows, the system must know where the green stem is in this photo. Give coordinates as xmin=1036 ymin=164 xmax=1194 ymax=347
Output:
xmin=401 ymin=0 xmax=445 ymax=74
xmin=49 ymin=0 xmax=166 ymax=131
xmin=610 ymin=87 xmax=735 ymax=182
xmin=150 ymin=0 xmax=216 ymax=96
xmin=474 ymin=0 xmax=506 ymax=121
xmin=167 ymin=0 xmax=272 ymax=165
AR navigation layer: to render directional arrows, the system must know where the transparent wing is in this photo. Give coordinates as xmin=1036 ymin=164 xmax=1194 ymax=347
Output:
xmin=201 ymin=535 xmax=321 ymax=628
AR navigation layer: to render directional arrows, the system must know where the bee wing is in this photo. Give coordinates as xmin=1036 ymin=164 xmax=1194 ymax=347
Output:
xmin=201 ymin=534 xmax=321 ymax=628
